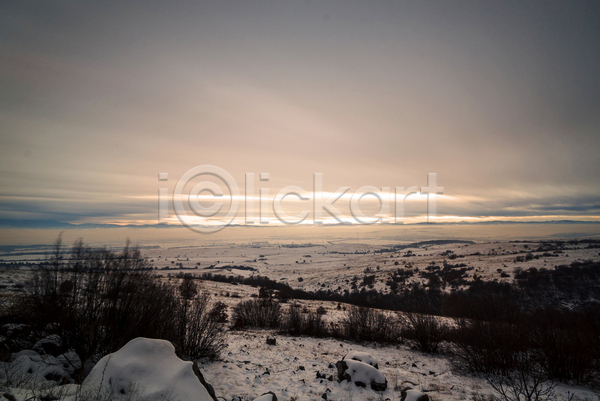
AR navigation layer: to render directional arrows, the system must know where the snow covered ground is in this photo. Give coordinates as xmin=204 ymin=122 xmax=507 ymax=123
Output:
xmin=0 ymin=239 xmax=599 ymax=401
xmin=1 ymin=240 xmax=599 ymax=298
xmin=2 ymin=329 xmax=596 ymax=401
xmin=199 ymin=329 xmax=597 ymax=401
xmin=142 ymin=240 xmax=600 ymax=295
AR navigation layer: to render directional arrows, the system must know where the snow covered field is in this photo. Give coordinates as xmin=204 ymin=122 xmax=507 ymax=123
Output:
xmin=1 ymin=329 xmax=597 ymax=401
xmin=0 ymin=238 xmax=599 ymax=401
xmin=200 ymin=329 xmax=597 ymax=401
xmin=141 ymin=240 xmax=600 ymax=294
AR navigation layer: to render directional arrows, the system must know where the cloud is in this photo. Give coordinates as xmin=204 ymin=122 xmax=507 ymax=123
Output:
xmin=1 ymin=1 xmax=599 ymax=228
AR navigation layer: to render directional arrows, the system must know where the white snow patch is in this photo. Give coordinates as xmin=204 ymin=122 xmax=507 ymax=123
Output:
xmin=80 ymin=337 xmax=213 ymax=401
xmin=253 ymin=393 xmax=275 ymax=401
xmin=344 ymin=351 xmax=378 ymax=368
xmin=341 ymin=359 xmax=386 ymax=389
xmin=404 ymin=389 xmax=428 ymax=401
xmin=0 ymin=349 xmax=76 ymax=388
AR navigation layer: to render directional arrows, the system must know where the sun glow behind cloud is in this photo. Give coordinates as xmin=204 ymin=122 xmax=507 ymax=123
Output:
xmin=1 ymin=1 xmax=599 ymax=237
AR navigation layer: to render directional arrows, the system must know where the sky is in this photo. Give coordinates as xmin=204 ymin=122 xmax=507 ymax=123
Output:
xmin=1 ymin=1 xmax=600 ymax=237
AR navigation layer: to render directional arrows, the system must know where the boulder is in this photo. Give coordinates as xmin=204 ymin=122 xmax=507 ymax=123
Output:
xmin=336 ymin=360 xmax=387 ymax=391
xmin=5 ymin=349 xmax=74 ymax=385
xmin=401 ymin=388 xmax=429 ymax=401
xmin=192 ymin=361 xmax=218 ymax=401
xmin=80 ymin=338 xmax=216 ymax=401
xmin=253 ymin=391 xmax=278 ymax=401
xmin=34 ymin=335 xmax=63 ymax=357
xmin=343 ymin=351 xmax=379 ymax=369
xmin=266 ymin=336 xmax=276 ymax=345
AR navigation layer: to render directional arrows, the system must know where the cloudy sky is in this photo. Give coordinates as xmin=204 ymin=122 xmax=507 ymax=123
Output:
xmin=1 ymin=1 xmax=600 ymax=230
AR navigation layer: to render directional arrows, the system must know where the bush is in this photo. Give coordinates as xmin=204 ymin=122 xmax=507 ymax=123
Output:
xmin=451 ymin=318 xmax=557 ymax=401
xmin=527 ymin=305 xmax=600 ymax=385
xmin=209 ymin=301 xmax=229 ymax=323
xmin=15 ymin=236 xmax=226 ymax=368
xmin=486 ymin=350 xmax=556 ymax=401
xmin=232 ymin=298 xmax=281 ymax=329
xmin=400 ymin=312 xmax=448 ymax=353
xmin=341 ymin=305 xmax=398 ymax=343
xmin=281 ymin=304 xmax=327 ymax=337
xmin=451 ymin=318 xmax=529 ymax=375
xmin=451 ymin=301 xmax=600 ymax=389
xmin=178 ymin=291 xmax=226 ymax=360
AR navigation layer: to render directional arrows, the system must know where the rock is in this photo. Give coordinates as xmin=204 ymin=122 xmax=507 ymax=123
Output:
xmin=192 ymin=361 xmax=218 ymax=401
xmin=0 ymin=341 xmax=10 ymax=362
xmin=44 ymin=372 xmax=69 ymax=385
xmin=55 ymin=351 xmax=82 ymax=375
xmin=80 ymin=338 xmax=215 ymax=401
xmin=298 ymin=366 xmax=305 ymax=371
xmin=316 ymin=371 xmax=326 ymax=379
xmin=401 ymin=388 xmax=429 ymax=401
xmin=254 ymin=391 xmax=278 ymax=401
xmin=371 ymin=380 xmax=387 ymax=392
xmin=3 ymin=324 xmax=30 ymax=339
xmin=335 ymin=360 xmax=387 ymax=391
xmin=343 ymin=351 xmax=379 ymax=369
xmin=3 ymin=393 xmax=16 ymax=401
xmin=34 ymin=335 xmax=63 ymax=357
xmin=266 ymin=336 xmax=277 ymax=345
xmin=8 ymin=349 xmax=73 ymax=385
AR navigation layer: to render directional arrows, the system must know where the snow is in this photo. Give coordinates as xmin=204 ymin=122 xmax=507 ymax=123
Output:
xmin=339 ymin=359 xmax=386 ymax=389
xmin=135 ymin=240 xmax=600 ymax=296
xmin=343 ymin=351 xmax=378 ymax=368
xmin=34 ymin=334 xmax=61 ymax=349
xmin=80 ymin=337 xmax=213 ymax=401
xmin=200 ymin=329 xmax=598 ymax=401
xmin=252 ymin=392 xmax=276 ymax=401
xmin=0 ymin=324 xmax=597 ymax=401
xmin=1 ymin=238 xmax=599 ymax=401
xmin=1 ymin=349 xmax=78 ymax=388
xmin=404 ymin=388 xmax=428 ymax=401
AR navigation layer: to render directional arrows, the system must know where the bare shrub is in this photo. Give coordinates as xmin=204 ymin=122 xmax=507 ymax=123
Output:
xmin=232 ymin=298 xmax=281 ymax=329
xmin=281 ymin=304 xmax=327 ymax=337
xmin=486 ymin=350 xmax=556 ymax=401
xmin=341 ymin=306 xmax=398 ymax=343
xmin=15 ymin=236 xmax=226 ymax=369
xmin=527 ymin=305 xmax=600 ymax=385
xmin=451 ymin=318 xmax=528 ymax=375
xmin=209 ymin=301 xmax=229 ymax=323
xmin=400 ymin=312 xmax=448 ymax=353
xmin=452 ymin=318 xmax=556 ymax=401
xmin=178 ymin=291 xmax=226 ymax=360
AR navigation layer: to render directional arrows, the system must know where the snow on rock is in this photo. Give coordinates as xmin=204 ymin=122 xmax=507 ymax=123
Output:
xmin=55 ymin=351 xmax=82 ymax=376
xmin=80 ymin=337 xmax=216 ymax=401
xmin=3 ymin=324 xmax=28 ymax=338
xmin=253 ymin=391 xmax=278 ymax=401
xmin=343 ymin=351 xmax=379 ymax=369
xmin=401 ymin=388 xmax=430 ymax=401
xmin=0 ymin=349 xmax=79 ymax=386
xmin=336 ymin=359 xmax=387 ymax=391
xmin=33 ymin=334 xmax=63 ymax=356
